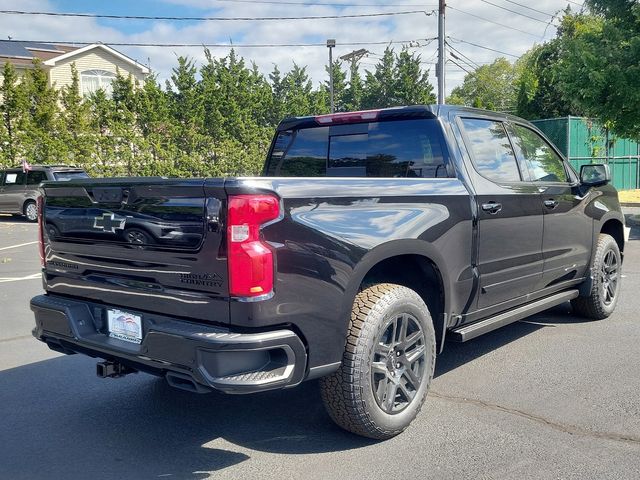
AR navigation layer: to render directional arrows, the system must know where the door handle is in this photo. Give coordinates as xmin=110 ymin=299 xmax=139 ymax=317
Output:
xmin=543 ymin=199 xmax=559 ymax=209
xmin=481 ymin=202 xmax=502 ymax=214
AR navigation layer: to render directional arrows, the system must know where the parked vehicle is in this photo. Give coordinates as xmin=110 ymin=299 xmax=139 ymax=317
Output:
xmin=30 ymin=106 xmax=629 ymax=439
xmin=0 ymin=165 xmax=88 ymax=221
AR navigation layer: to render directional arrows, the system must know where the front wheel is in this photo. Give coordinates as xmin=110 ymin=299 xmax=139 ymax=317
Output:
xmin=571 ymin=233 xmax=622 ymax=320
xmin=320 ymin=283 xmax=436 ymax=439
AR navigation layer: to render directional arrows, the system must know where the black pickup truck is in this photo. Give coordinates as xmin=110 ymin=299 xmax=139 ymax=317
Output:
xmin=31 ymin=105 xmax=628 ymax=439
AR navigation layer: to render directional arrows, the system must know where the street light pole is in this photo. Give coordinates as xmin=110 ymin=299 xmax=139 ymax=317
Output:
xmin=327 ymin=39 xmax=336 ymax=113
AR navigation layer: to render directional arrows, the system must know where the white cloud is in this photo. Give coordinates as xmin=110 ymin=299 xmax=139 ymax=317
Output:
xmin=0 ymin=0 xmax=578 ymax=96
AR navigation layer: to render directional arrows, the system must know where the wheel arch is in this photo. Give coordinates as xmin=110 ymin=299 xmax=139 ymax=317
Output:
xmin=600 ymin=217 xmax=625 ymax=254
xmin=340 ymin=240 xmax=451 ymax=353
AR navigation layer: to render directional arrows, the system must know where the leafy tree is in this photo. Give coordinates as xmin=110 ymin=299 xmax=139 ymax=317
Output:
xmin=553 ymin=3 xmax=640 ymax=138
xmin=449 ymin=58 xmax=517 ymax=112
xmin=515 ymin=36 xmax=582 ymax=119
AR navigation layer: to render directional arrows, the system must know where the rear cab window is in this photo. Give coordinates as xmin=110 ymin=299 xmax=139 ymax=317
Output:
xmin=266 ymin=118 xmax=449 ymax=178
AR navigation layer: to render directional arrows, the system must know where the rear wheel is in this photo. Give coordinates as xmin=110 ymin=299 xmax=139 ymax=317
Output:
xmin=571 ymin=233 xmax=621 ymax=319
xmin=320 ymin=283 xmax=436 ymax=439
xmin=24 ymin=200 xmax=38 ymax=222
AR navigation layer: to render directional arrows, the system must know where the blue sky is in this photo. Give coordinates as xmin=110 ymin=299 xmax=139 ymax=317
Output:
xmin=0 ymin=0 xmax=579 ymax=93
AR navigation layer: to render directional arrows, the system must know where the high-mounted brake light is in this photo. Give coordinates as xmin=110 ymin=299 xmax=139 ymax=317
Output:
xmin=314 ymin=109 xmax=380 ymax=125
xmin=37 ymin=195 xmax=45 ymax=266
xmin=227 ymin=194 xmax=280 ymax=298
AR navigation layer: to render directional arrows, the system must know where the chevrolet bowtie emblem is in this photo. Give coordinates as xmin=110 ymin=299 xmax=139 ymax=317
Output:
xmin=93 ymin=212 xmax=126 ymax=233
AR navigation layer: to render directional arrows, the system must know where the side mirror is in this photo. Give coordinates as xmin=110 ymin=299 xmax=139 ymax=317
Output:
xmin=580 ymin=164 xmax=610 ymax=186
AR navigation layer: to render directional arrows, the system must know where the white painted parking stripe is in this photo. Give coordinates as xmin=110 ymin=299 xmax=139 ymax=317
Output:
xmin=0 ymin=273 xmax=41 ymax=283
xmin=0 ymin=241 xmax=38 ymax=251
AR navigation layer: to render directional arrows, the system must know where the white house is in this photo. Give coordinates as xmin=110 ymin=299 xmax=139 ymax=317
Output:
xmin=0 ymin=40 xmax=150 ymax=96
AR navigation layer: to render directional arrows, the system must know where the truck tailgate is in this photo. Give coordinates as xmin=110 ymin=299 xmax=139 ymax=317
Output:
xmin=41 ymin=178 xmax=229 ymax=324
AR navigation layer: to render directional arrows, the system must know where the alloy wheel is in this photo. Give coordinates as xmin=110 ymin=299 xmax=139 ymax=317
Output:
xmin=371 ymin=313 xmax=427 ymax=414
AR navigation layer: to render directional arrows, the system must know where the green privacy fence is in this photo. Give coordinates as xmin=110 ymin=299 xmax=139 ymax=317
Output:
xmin=532 ymin=116 xmax=639 ymax=191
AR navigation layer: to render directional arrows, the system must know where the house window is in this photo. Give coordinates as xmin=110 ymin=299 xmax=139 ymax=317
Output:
xmin=81 ymin=69 xmax=116 ymax=97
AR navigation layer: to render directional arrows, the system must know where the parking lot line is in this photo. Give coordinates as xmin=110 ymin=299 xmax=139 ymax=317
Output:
xmin=0 ymin=273 xmax=41 ymax=283
xmin=0 ymin=241 xmax=38 ymax=251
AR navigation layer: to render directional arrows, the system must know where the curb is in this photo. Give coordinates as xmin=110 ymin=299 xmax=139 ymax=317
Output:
xmin=621 ymin=202 xmax=640 ymax=208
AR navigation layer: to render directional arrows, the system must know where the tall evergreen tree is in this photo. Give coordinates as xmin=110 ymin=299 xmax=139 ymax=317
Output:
xmin=323 ymin=60 xmax=347 ymax=112
xmin=0 ymin=62 xmax=27 ymax=165
xmin=344 ymin=60 xmax=364 ymax=111
xmin=362 ymin=48 xmax=397 ymax=108
xmin=23 ymin=59 xmax=64 ymax=164
xmin=60 ymin=63 xmax=93 ymax=167
xmin=394 ymin=48 xmax=436 ymax=106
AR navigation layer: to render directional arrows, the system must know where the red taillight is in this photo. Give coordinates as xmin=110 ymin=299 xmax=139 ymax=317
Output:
xmin=37 ymin=195 xmax=45 ymax=266
xmin=314 ymin=109 xmax=380 ymax=125
xmin=227 ymin=194 xmax=280 ymax=298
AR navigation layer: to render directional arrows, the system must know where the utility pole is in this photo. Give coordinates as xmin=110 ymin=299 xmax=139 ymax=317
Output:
xmin=340 ymin=48 xmax=369 ymax=79
xmin=437 ymin=0 xmax=446 ymax=104
xmin=327 ymin=39 xmax=336 ymax=113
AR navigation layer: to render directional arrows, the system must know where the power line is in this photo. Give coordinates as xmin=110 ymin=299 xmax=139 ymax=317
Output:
xmin=448 ymin=5 xmax=540 ymax=37
xmin=448 ymin=58 xmax=471 ymax=75
xmin=11 ymin=38 xmax=436 ymax=48
xmin=476 ymin=0 xmax=549 ymax=24
xmin=446 ymin=42 xmax=480 ymax=68
xmin=0 ymin=9 xmax=434 ymax=21
xmin=498 ymin=0 xmax=555 ymax=17
xmin=212 ymin=0 xmax=438 ymax=6
xmin=447 ymin=37 xmax=519 ymax=58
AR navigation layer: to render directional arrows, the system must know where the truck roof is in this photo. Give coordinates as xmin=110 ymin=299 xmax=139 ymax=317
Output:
xmin=277 ymin=104 xmax=529 ymax=132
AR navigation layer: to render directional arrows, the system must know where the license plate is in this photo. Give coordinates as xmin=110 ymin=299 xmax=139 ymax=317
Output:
xmin=107 ymin=309 xmax=143 ymax=344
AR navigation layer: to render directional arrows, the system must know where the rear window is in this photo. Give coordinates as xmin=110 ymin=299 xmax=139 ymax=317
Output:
xmin=53 ymin=171 xmax=89 ymax=181
xmin=266 ymin=119 xmax=448 ymax=178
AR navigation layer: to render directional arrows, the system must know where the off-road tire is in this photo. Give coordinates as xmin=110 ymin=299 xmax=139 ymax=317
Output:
xmin=571 ymin=233 xmax=621 ymax=320
xmin=320 ymin=283 xmax=436 ymax=440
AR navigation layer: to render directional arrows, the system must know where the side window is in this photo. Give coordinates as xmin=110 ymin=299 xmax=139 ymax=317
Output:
xmin=4 ymin=172 xmax=24 ymax=185
xmin=266 ymin=127 xmax=329 ymax=176
xmin=461 ymin=118 xmax=521 ymax=182
xmin=27 ymin=171 xmax=48 ymax=185
xmin=0 ymin=171 xmax=5 ymax=186
xmin=511 ymin=124 xmax=569 ymax=182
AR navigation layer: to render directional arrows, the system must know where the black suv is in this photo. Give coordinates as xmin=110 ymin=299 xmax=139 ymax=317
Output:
xmin=0 ymin=165 xmax=88 ymax=221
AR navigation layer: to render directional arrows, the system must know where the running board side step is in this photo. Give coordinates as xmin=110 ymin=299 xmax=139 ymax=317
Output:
xmin=449 ymin=290 xmax=579 ymax=342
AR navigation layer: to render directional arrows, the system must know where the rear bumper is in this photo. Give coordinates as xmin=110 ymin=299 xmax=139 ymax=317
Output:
xmin=31 ymin=294 xmax=307 ymax=394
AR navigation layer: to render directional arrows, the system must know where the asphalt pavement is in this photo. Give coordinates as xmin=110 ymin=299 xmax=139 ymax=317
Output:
xmin=1 ymin=214 xmax=639 ymax=480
